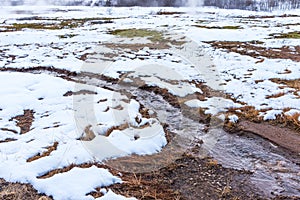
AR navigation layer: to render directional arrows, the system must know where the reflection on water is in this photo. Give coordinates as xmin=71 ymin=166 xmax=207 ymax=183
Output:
xmin=202 ymin=128 xmax=300 ymax=197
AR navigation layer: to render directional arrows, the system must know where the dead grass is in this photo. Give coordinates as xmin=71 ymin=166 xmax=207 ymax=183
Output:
xmin=58 ymin=34 xmax=78 ymax=39
xmin=156 ymin=11 xmax=185 ymax=15
xmin=193 ymin=25 xmax=242 ymax=29
xmin=27 ymin=142 xmax=58 ymax=162
xmin=108 ymin=28 xmax=164 ymax=43
xmin=266 ymin=92 xmax=285 ymax=99
xmin=0 ymin=128 xmax=18 ymax=134
xmin=37 ymin=163 xmax=118 ymax=179
xmin=225 ymin=104 xmax=300 ymax=133
xmin=269 ymin=31 xmax=300 ymax=39
xmin=63 ymin=90 xmax=97 ymax=96
xmin=0 ymin=138 xmax=17 ymax=143
xmin=279 ymin=112 xmax=300 ymax=131
xmin=242 ymin=14 xmax=300 ymax=19
xmin=79 ymin=125 xmax=96 ymax=141
xmin=286 ymin=113 xmax=300 ymax=127
xmin=107 ymin=28 xmax=186 ymax=47
xmin=206 ymin=159 xmax=219 ymax=168
xmin=0 ymin=17 xmax=117 ymax=32
xmin=103 ymin=42 xmax=170 ymax=51
xmin=270 ymin=78 xmax=300 ymax=91
xmin=206 ymin=41 xmax=300 ymax=62
xmin=0 ymin=179 xmax=52 ymax=200
xmin=105 ymin=123 xmax=129 ymax=137
xmin=10 ymin=109 xmax=34 ymax=134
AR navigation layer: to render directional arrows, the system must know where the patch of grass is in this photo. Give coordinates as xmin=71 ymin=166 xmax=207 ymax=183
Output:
xmin=1 ymin=17 xmax=118 ymax=32
xmin=269 ymin=31 xmax=300 ymax=39
xmin=270 ymin=78 xmax=300 ymax=90
xmin=72 ymin=17 xmax=120 ymax=21
xmin=221 ymin=26 xmax=243 ymax=29
xmin=285 ymin=113 xmax=300 ymax=127
xmin=26 ymin=142 xmax=58 ymax=162
xmin=266 ymin=92 xmax=285 ymax=99
xmin=58 ymin=34 xmax=78 ymax=39
xmin=248 ymin=40 xmax=265 ymax=45
xmin=193 ymin=25 xmax=243 ymax=29
xmin=12 ymin=23 xmax=59 ymax=30
xmin=0 ymin=179 xmax=52 ymax=200
xmin=3 ymin=20 xmax=82 ymax=31
xmin=195 ymin=20 xmax=209 ymax=24
xmin=156 ymin=11 xmax=185 ymax=15
xmin=108 ymin=28 xmax=164 ymax=42
xmin=206 ymin=159 xmax=219 ymax=168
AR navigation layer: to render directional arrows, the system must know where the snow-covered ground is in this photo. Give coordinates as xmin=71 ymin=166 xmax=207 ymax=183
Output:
xmin=0 ymin=5 xmax=300 ymax=199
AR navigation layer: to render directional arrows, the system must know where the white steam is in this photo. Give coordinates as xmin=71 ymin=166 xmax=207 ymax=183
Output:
xmin=186 ymin=0 xmax=204 ymax=7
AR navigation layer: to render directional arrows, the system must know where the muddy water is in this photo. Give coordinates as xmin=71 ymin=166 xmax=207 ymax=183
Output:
xmin=134 ymin=87 xmax=300 ymax=198
xmin=77 ymin=73 xmax=299 ymax=198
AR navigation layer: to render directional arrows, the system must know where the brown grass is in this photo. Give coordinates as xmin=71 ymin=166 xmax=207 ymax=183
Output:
xmin=27 ymin=142 xmax=58 ymax=162
xmin=10 ymin=109 xmax=34 ymax=134
xmin=0 ymin=128 xmax=18 ymax=134
xmin=156 ymin=11 xmax=185 ymax=15
xmin=89 ymin=169 xmax=182 ymax=200
xmin=282 ymin=113 xmax=300 ymax=130
xmin=270 ymin=78 xmax=300 ymax=90
xmin=63 ymin=90 xmax=97 ymax=96
xmin=0 ymin=138 xmax=17 ymax=143
xmin=105 ymin=123 xmax=129 ymax=136
xmin=206 ymin=41 xmax=300 ymax=62
xmin=266 ymin=92 xmax=285 ymax=99
xmin=206 ymin=159 xmax=219 ymax=168
xmin=79 ymin=125 xmax=96 ymax=141
xmin=37 ymin=163 xmax=118 ymax=179
xmin=0 ymin=179 xmax=52 ymax=200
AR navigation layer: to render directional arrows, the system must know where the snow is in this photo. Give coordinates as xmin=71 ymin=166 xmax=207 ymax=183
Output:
xmin=228 ymin=114 xmax=239 ymax=123
xmin=0 ymin=5 xmax=300 ymax=200
xmin=185 ymin=97 xmax=242 ymax=115
xmin=35 ymin=166 xmax=121 ymax=200
xmin=97 ymin=190 xmax=136 ymax=200
xmin=0 ymin=71 xmax=167 ymax=199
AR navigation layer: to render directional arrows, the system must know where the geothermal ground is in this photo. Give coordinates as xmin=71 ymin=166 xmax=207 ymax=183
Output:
xmin=0 ymin=6 xmax=299 ymax=200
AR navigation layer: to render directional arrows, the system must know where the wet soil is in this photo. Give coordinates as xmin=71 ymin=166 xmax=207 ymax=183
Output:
xmin=238 ymin=121 xmax=300 ymax=154
xmin=1 ymin=153 xmax=299 ymax=200
xmin=93 ymin=154 xmax=299 ymax=200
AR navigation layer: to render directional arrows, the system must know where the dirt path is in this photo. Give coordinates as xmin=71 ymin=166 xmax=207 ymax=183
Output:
xmin=239 ymin=121 xmax=300 ymax=154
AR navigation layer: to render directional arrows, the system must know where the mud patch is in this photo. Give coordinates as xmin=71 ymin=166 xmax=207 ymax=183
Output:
xmin=238 ymin=121 xmax=300 ymax=153
xmin=95 ymin=155 xmax=270 ymax=200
